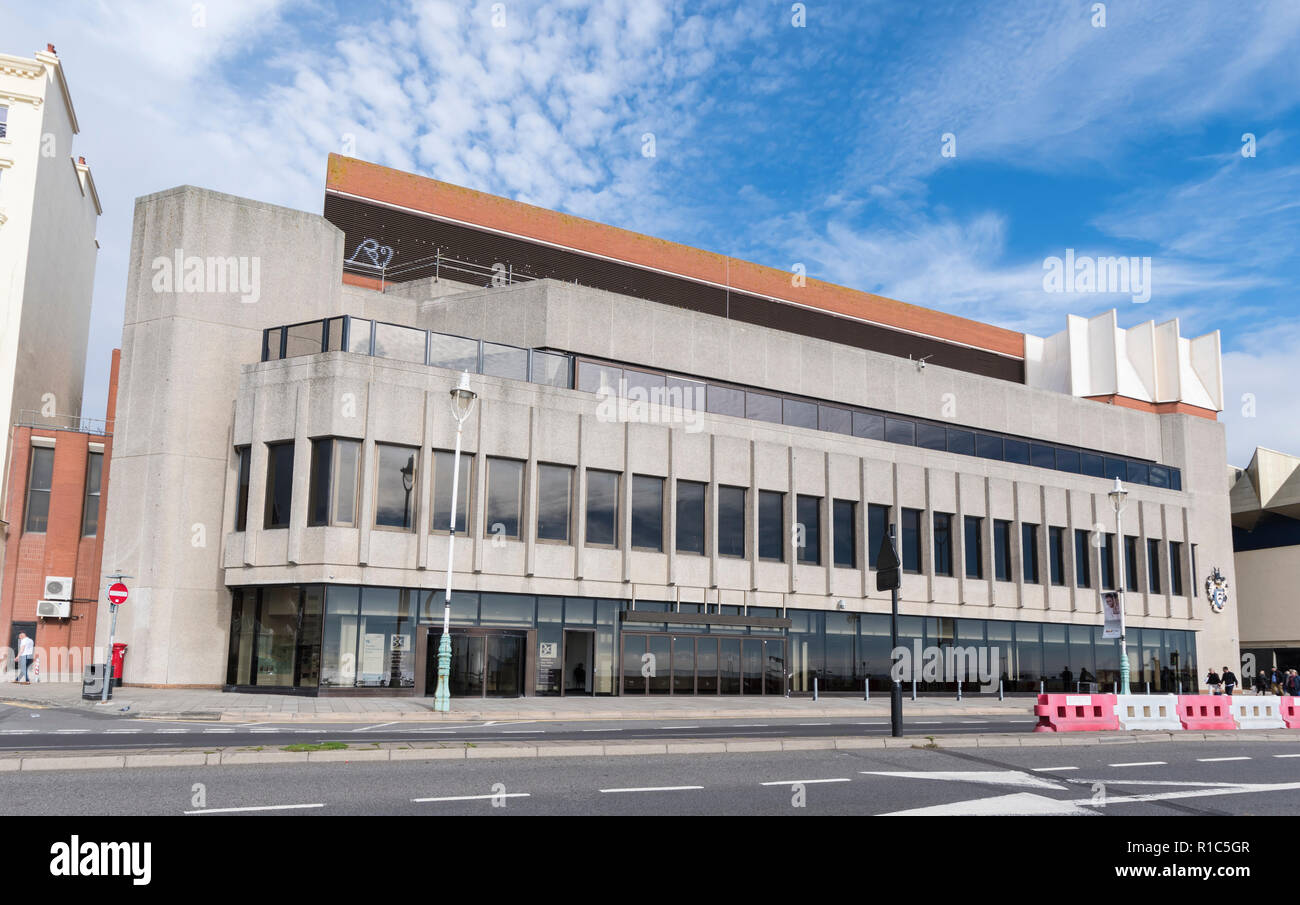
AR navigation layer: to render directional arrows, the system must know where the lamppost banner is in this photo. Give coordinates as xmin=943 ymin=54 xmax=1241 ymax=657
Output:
xmin=1102 ymin=591 xmax=1122 ymax=639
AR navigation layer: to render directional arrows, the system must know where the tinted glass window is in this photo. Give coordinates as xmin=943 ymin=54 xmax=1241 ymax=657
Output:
xmin=483 ymin=342 xmax=529 ymax=381
xmin=485 ymin=457 xmax=523 ymax=539
xmin=308 ymin=438 xmax=333 ymax=527
xmin=993 ymin=520 xmax=1012 ymax=581
xmin=833 ymin=500 xmax=856 ymax=568
xmin=707 ymin=384 xmax=745 ymax=417
xmin=853 ymin=412 xmax=885 ymax=440
xmin=758 ymin=491 xmax=784 ymax=561
xmin=867 ymin=503 xmax=889 ymax=568
xmin=718 ymin=486 xmax=746 ymax=558
xmin=1030 ymin=444 xmax=1055 ymax=469
xmin=947 ymin=430 xmax=975 ymax=456
xmin=333 ymin=439 xmax=360 ymax=526
xmin=1049 ymin=527 xmax=1065 ymax=586
xmin=746 ymin=391 xmax=782 ymax=423
xmin=577 ymin=361 xmax=623 ymax=394
xmin=1003 ymin=440 xmax=1029 ymax=464
xmin=235 ymin=447 xmax=251 ymax=531
xmin=917 ymin=423 xmax=946 ymax=450
xmin=1103 ymin=458 xmax=1128 ymax=481
xmin=676 ymin=480 xmax=706 ymax=555
xmin=964 ymin=516 xmax=983 ymax=578
xmin=24 ymin=446 xmax=55 ymax=533
xmin=264 ymin=442 xmax=295 ymax=529
xmin=1148 ymin=465 xmax=1170 ymax=488
xmin=536 ymin=464 xmax=573 ymax=542
xmin=1127 ymin=462 xmax=1149 ymax=485
xmin=1147 ymin=539 xmax=1162 ymax=594
xmin=1075 ymin=529 xmax=1092 ymax=588
xmin=432 ymin=450 xmax=472 ymax=534
xmin=428 ymin=333 xmax=479 ymax=372
xmin=886 ymin=418 xmax=916 ymax=445
xmin=374 ymin=322 xmax=427 ymax=364
xmin=346 ymin=319 xmax=371 ymax=355
xmin=531 ymin=351 xmax=571 ymax=388
xmin=819 ymin=405 xmax=852 ymax=435
xmin=783 ymin=398 xmax=818 ymax=429
xmin=976 ymin=434 xmax=1003 ymax=460
xmin=585 ymin=470 xmax=619 ymax=546
xmin=933 ymin=513 xmax=953 ymax=576
xmin=1022 ymin=524 xmax=1039 ymax=583
xmin=1125 ymin=535 xmax=1140 ymax=591
xmin=1055 ymin=449 xmax=1081 ymax=473
xmin=796 ymin=495 xmax=821 ymax=564
xmin=285 ymin=321 xmax=324 ymax=358
xmin=631 ymin=475 xmax=664 ymax=551
xmin=1080 ymin=453 xmax=1105 ymax=477
xmin=901 ymin=508 xmax=922 ymax=572
xmin=375 ymin=444 xmax=419 ymax=530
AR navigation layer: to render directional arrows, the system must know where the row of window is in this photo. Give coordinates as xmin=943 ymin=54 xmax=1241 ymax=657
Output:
xmin=23 ymin=446 xmax=103 ymax=536
xmin=234 ymin=439 xmax=1193 ymax=593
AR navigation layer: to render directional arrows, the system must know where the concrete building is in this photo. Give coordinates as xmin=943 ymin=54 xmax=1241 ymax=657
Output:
xmin=93 ymin=154 xmax=1237 ymax=696
xmin=1231 ymin=447 xmax=1300 ymax=672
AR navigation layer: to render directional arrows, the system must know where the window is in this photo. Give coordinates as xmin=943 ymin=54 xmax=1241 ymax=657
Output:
xmin=796 ymin=495 xmax=821 ymax=564
xmin=833 ymin=500 xmax=856 ymax=568
xmin=1125 ymin=535 xmax=1140 ymax=592
xmin=901 ymin=508 xmax=922 ymax=573
xmin=867 ymin=503 xmax=890 ymax=568
xmin=82 ymin=451 xmax=103 ymax=536
xmin=933 ymin=513 xmax=953 ymax=576
xmin=1022 ymin=523 xmax=1040 ymax=583
xmin=993 ymin=519 xmax=1012 ymax=581
xmin=235 ymin=446 xmax=251 ymax=531
xmin=484 ymin=457 xmax=524 ymax=539
xmin=264 ymin=441 xmax=295 ymax=529
xmin=0 ymin=104 xmax=7 ymax=139
xmin=631 ymin=475 xmax=664 ymax=551
xmin=675 ymin=480 xmax=706 ymax=555
xmin=1147 ymin=538 xmax=1162 ymax=594
xmin=432 ymin=450 xmax=473 ymax=534
xmin=758 ymin=490 xmax=785 ymax=561
xmin=375 ymin=444 xmax=419 ymax=530
xmin=24 ymin=446 xmax=54 ymax=533
xmin=1074 ymin=529 xmax=1092 ymax=588
xmin=308 ymin=438 xmax=360 ymax=527
xmin=585 ymin=470 xmax=619 ymax=547
xmin=718 ymin=486 xmax=746 ymax=558
xmin=1100 ymin=533 xmax=1116 ymax=589
xmin=1169 ymin=541 xmax=1184 ymax=595
xmin=536 ymin=464 xmax=573 ymax=543
xmin=964 ymin=516 xmax=983 ymax=579
xmin=1048 ymin=527 xmax=1065 ymax=586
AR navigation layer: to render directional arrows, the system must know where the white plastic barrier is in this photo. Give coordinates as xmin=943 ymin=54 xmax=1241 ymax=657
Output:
xmin=1115 ymin=694 xmax=1182 ymax=731
xmin=1230 ymin=697 xmax=1286 ymax=730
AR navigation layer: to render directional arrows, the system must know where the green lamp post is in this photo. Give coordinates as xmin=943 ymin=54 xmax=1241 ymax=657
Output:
xmin=1108 ymin=477 xmax=1131 ymax=696
xmin=433 ymin=371 xmax=478 ymax=712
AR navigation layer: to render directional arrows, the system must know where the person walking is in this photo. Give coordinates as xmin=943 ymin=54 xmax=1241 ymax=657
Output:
xmin=1256 ymin=670 xmax=1268 ymax=695
xmin=1206 ymin=668 xmax=1222 ymax=694
xmin=15 ymin=632 xmax=34 ymax=684
xmin=1271 ymin=666 xmax=1283 ymax=695
xmin=1287 ymin=670 xmax=1300 ymax=698
xmin=1222 ymin=666 xmax=1237 ymax=696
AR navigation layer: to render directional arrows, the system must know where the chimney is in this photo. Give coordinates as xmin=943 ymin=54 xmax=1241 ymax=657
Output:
xmin=46 ymin=43 xmax=56 ymax=54
xmin=78 ymin=156 xmax=86 ymax=165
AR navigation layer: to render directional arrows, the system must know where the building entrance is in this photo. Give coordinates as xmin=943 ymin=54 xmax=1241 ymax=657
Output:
xmin=425 ymin=628 xmax=526 ymax=697
xmin=563 ymin=629 xmax=594 ymax=695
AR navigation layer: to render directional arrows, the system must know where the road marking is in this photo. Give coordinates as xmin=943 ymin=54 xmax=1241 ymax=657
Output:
xmin=55 ymin=729 xmax=90 ymax=733
xmin=501 ymin=730 xmax=544 ymax=734
xmin=860 ymin=771 xmax=1065 ymax=790
xmin=186 ymin=803 xmax=324 ymax=815
xmin=881 ymin=792 xmax=1096 ymax=817
xmin=912 ymin=721 xmax=941 ymax=725
xmin=353 ymin=721 xmax=399 ymax=732
xmin=798 ymin=722 xmax=831 ymax=726
xmin=157 ymin=729 xmax=189 ymax=734
xmin=1274 ymin=754 xmax=1300 ymax=758
xmin=582 ymin=728 xmax=621 ymax=732
xmin=731 ymin=724 xmax=768 ymax=728
xmin=105 ymin=729 xmax=141 ymax=734
xmin=1197 ymin=756 xmax=1251 ymax=763
xmin=0 ymin=730 xmax=36 ymax=734
xmin=203 ymin=729 xmax=233 ymax=733
xmin=599 ymin=786 xmax=703 ymax=794
xmin=1032 ymin=766 xmax=1079 ymax=772
xmin=760 ymin=778 xmax=851 ymax=786
xmin=657 ymin=726 xmax=700 ymax=730
xmin=412 ymin=793 xmax=531 ymax=803
xmin=959 ymin=721 xmax=988 ymax=724
xmin=1107 ymin=761 xmax=1167 ymax=768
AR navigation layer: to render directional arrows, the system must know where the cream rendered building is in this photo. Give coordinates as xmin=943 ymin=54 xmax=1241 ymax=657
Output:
xmin=1231 ymin=447 xmax=1300 ymax=672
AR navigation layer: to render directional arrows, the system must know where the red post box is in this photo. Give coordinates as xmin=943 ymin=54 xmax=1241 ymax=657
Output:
xmin=111 ymin=642 xmax=128 ymax=687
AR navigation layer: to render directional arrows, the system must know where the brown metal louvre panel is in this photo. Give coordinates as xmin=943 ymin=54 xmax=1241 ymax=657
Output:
xmin=323 ymin=193 xmax=1024 ymax=383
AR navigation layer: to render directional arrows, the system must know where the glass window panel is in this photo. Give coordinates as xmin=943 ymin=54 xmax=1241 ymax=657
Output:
xmin=1103 ymin=457 xmax=1128 ymax=481
xmin=746 ymin=391 xmax=782 ymax=423
xmin=485 ymin=458 xmax=523 ymax=539
xmin=285 ymin=321 xmax=325 ymax=358
xmin=993 ymin=519 xmax=1012 ymax=581
xmin=1147 ymin=538 xmax=1162 ymax=594
xmin=479 ymin=593 xmax=534 ymax=627
xmin=867 ymin=503 xmax=889 ymax=569
xmin=819 ymin=405 xmax=852 ymax=435
xmin=420 ymin=590 xmax=479 ymax=625
xmin=537 ymin=596 xmax=564 ymax=624
xmin=1049 ymin=526 xmax=1066 ymax=586
xmin=1169 ymin=541 xmax=1184 ymax=595
xmin=564 ymin=598 xmax=595 ymax=625
xmin=901 ymin=508 xmax=922 ymax=573
xmin=1125 ymin=535 xmax=1140 ymax=592
xmin=1127 ymin=462 xmax=1149 ymax=486
xmin=783 ymin=398 xmax=818 ymax=429
xmin=623 ymin=367 xmax=665 ymax=397
xmin=320 ymin=586 xmax=360 ymax=687
xmin=264 ymin=442 xmax=295 ymax=529
xmin=933 ymin=513 xmax=953 ymax=576
xmin=373 ymin=322 xmax=427 ymax=364
xmin=82 ymin=451 xmax=103 ymax=536
xmin=1022 ymin=523 xmax=1040 ymax=583
xmin=947 ymin=429 xmax=975 ymax=456
xmin=706 ymin=384 xmax=745 ymax=417
xmin=327 ymin=317 xmax=345 ymax=352
xmin=675 ymin=480 xmax=706 ymax=555
xmin=648 ymin=635 xmax=671 ymax=694
xmin=482 ymin=342 xmax=529 ymax=380
xmin=536 ymin=464 xmax=573 ymax=543
xmin=964 ymin=516 xmax=983 ymax=579
xmin=666 ymin=377 xmax=705 ymax=414
xmin=1003 ymin=439 xmax=1030 ymax=464
xmin=254 ymin=586 xmax=301 ymax=687
xmin=577 ymin=361 xmax=623 ymax=395
xmin=758 ymin=490 xmax=784 ymax=561
xmin=697 ymin=637 xmax=719 ymax=694
xmin=24 ymin=446 xmax=54 ymax=533
xmin=1148 ymin=464 xmax=1170 ymax=488
xmin=432 ymin=450 xmax=472 ymax=534
xmin=1075 ymin=529 xmax=1092 ymax=588
xmin=885 ymin=418 xmax=915 ymax=445
xmin=333 ymin=439 xmax=360 ymax=526
xmin=917 ymin=423 xmax=946 ymax=450
xmin=976 ymin=433 xmax=1004 ymax=460
xmin=1080 ymin=452 xmax=1105 ymax=477
xmin=585 ymin=470 xmax=619 ymax=547
xmin=1030 ymin=444 xmax=1055 ymax=469
xmin=346 ymin=319 xmax=371 ymax=355
xmin=631 ymin=475 xmax=664 ymax=551
xmin=1055 ymin=449 xmax=1081 ymax=473
xmin=263 ymin=327 xmax=283 ymax=361
xmin=718 ymin=485 xmax=746 ymax=558
xmin=623 ymin=634 xmax=647 ymax=693
xmin=833 ymin=499 xmax=856 ymax=568
xmin=853 ymin=411 xmax=885 ymax=440
xmin=1101 ymin=533 xmax=1116 ymax=589
xmin=1170 ymin=468 xmax=1182 ymax=491
xmin=428 ymin=333 xmax=480 ymax=373
xmin=235 ymin=446 xmax=251 ymax=531
xmin=356 ymin=587 xmax=415 ymax=687
xmin=530 ymin=351 xmax=572 ymax=388
xmin=672 ymin=636 xmax=696 ymax=693
xmin=796 ymin=495 xmax=821 ymax=564
xmin=374 ymin=444 xmax=419 ymax=530
xmin=308 ymin=438 xmax=333 ymax=527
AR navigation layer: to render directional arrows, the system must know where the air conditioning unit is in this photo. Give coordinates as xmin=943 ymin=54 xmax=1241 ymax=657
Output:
xmin=43 ymin=576 xmax=73 ymax=601
xmin=37 ymin=599 xmax=71 ymax=619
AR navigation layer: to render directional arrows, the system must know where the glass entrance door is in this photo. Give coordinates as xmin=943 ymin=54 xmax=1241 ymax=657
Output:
xmin=426 ymin=629 xmax=525 ymax=697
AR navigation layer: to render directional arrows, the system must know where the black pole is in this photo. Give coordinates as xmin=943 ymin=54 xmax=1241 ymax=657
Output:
xmin=889 ymin=524 xmax=903 ymax=738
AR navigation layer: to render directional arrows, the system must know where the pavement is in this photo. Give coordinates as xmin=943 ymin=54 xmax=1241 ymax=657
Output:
xmin=0 ymin=680 xmax=1034 ymax=721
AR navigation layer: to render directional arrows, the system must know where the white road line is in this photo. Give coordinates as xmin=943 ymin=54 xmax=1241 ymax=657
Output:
xmin=731 ymin=724 xmax=768 ymax=728
xmin=797 ymin=722 xmax=830 ymax=726
xmin=203 ymin=729 xmax=233 ymax=733
xmin=501 ymin=730 xmax=544 ymax=734
xmin=912 ymin=721 xmax=941 ymax=725
xmin=1108 ymin=761 xmax=1167 ymax=768
xmin=1032 ymin=766 xmax=1079 ymax=772
xmin=760 ymin=778 xmax=851 ymax=786
xmin=353 ymin=721 xmax=400 ymax=732
xmin=55 ymin=729 xmax=90 ymax=733
xmin=959 ymin=721 xmax=988 ymax=724
xmin=1198 ymin=756 xmax=1251 ymax=762
xmin=105 ymin=729 xmax=141 ymax=734
xmin=581 ymin=728 xmax=621 ymax=732
xmin=657 ymin=726 xmax=700 ymax=730
xmin=1274 ymin=754 xmax=1300 ymax=758
xmin=0 ymin=730 xmax=36 ymax=734
xmin=599 ymin=786 xmax=703 ymax=794
xmin=412 ymin=793 xmax=531 ymax=803
xmin=186 ymin=803 xmax=324 ymax=815
xmin=157 ymin=729 xmax=189 ymax=734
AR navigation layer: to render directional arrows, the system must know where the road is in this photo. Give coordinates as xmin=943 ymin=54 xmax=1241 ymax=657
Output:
xmin=4 ymin=739 xmax=1300 ymax=816
xmin=0 ymin=700 xmax=1036 ymax=751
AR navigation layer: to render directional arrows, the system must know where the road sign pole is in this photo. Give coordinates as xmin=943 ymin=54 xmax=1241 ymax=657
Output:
xmin=101 ymin=604 xmax=118 ymax=703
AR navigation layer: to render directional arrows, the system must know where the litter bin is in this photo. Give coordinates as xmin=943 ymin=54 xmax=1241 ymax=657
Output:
xmin=82 ymin=664 xmax=111 ymax=701
xmin=111 ymin=642 xmax=128 ymax=687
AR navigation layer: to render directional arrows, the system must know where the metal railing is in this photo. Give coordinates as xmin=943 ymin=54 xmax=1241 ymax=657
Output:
xmin=343 ymin=247 xmax=540 ymax=288
xmin=16 ymin=411 xmax=112 ymax=436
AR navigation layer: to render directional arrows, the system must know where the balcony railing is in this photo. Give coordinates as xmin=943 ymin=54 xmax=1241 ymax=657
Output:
xmin=261 ymin=315 xmax=573 ymax=389
xmin=16 ymin=411 xmax=112 ymax=436
xmin=343 ymin=248 xmax=539 ymax=288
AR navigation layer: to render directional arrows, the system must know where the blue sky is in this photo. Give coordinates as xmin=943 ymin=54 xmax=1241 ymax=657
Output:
xmin=3 ymin=0 xmax=1297 ymax=465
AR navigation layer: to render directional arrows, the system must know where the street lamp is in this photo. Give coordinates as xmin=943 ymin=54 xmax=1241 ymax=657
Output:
xmin=433 ymin=371 xmax=478 ymax=712
xmin=1108 ymin=476 xmax=1131 ymax=695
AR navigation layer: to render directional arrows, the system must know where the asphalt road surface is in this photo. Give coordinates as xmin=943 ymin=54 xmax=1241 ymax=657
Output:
xmin=0 ymin=700 xmax=1036 ymax=750
xmin=4 ymin=740 xmax=1300 ymax=816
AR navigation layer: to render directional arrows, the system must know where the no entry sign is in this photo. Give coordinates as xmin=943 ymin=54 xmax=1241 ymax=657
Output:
xmin=108 ymin=582 xmax=129 ymax=605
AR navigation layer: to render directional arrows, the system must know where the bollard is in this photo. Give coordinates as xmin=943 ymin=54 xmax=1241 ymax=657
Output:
xmin=813 ymin=677 xmax=819 ymax=702
xmin=1178 ymin=679 xmax=1183 ymax=695
xmin=911 ymin=678 xmax=917 ymax=701
xmin=864 ymin=678 xmax=869 ymax=701
xmin=1040 ymin=680 xmax=1045 ymax=695
xmin=1145 ymin=681 xmax=1150 ymax=695
xmin=956 ymin=680 xmax=962 ymax=701
xmin=998 ymin=679 xmax=1004 ymax=701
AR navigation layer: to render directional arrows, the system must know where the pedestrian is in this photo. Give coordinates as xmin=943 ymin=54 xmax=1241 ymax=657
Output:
xmin=1222 ymin=666 xmax=1237 ymax=696
xmin=15 ymin=632 xmax=34 ymax=684
xmin=1256 ymin=670 xmax=1268 ymax=694
xmin=1287 ymin=670 xmax=1300 ymax=698
xmin=1206 ymin=668 xmax=1221 ymax=694
xmin=1272 ymin=666 xmax=1283 ymax=695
